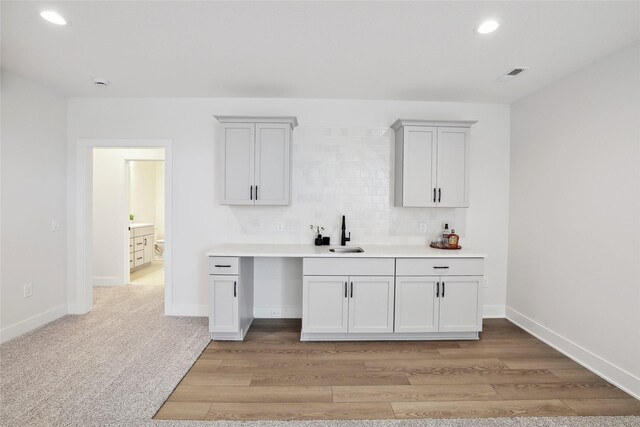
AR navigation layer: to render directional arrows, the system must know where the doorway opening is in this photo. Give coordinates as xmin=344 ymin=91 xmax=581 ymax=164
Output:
xmin=127 ymin=160 xmax=166 ymax=286
xmin=92 ymin=149 xmax=166 ymax=291
xmin=73 ymin=139 xmax=173 ymax=316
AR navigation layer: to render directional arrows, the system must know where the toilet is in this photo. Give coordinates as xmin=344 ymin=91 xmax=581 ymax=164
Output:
xmin=154 ymin=239 xmax=165 ymax=259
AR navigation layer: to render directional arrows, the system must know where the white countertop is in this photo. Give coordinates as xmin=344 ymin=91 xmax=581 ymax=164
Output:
xmin=205 ymin=243 xmax=486 ymax=258
xmin=129 ymin=223 xmax=154 ymax=229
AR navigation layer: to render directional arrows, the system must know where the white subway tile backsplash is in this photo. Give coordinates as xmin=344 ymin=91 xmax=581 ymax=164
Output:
xmin=227 ymin=127 xmax=467 ymax=245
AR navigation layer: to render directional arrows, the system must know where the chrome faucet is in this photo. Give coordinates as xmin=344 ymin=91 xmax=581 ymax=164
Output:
xmin=341 ymin=215 xmax=351 ymax=246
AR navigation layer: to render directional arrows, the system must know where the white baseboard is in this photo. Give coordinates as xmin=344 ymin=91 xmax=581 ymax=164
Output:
xmin=92 ymin=276 xmax=124 ymax=287
xmin=506 ymin=306 xmax=640 ymax=400
xmin=0 ymin=304 xmax=67 ymax=344
xmin=168 ymin=303 xmax=208 ymax=317
xmin=482 ymin=305 xmax=505 ymax=318
xmin=254 ymin=305 xmax=302 ymax=319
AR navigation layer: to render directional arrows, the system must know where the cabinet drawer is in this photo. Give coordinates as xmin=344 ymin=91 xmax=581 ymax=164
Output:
xmin=134 ymin=226 xmax=154 ymax=237
xmin=396 ymin=258 xmax=483 ymax=276
xmin=134 ymin=236 xmax=144 ymax=251
xmin=209 ymin=257 xmax=239 ymax=275
xmin=303 ymin=258 xmax=395 ymax=276
xmin=134 ymin=251 xmax=145 ymax=267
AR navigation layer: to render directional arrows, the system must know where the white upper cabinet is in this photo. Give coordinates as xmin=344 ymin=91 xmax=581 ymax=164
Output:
xmin=221 ymin=123 xmax=255 ymax=205
xmin=255 ymin=124 xmax=291 ymax=205
xmin=392 ymin=120 xmax=475 ymax=208
xmin=216 ymin=116 xmax=297 ymax=206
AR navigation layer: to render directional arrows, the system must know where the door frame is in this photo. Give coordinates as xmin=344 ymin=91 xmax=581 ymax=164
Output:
xmin=72 ymin=139 xmax=173 ymax=315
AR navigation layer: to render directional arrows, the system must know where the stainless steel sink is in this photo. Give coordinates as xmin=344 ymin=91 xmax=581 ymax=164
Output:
xmin=329 ymin=247 xmax=364 ymax=253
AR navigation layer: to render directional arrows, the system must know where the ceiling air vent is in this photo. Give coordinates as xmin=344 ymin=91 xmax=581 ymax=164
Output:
xmin=496 ymin=67 xmax=529 ymax=82
xmin=507 ymin=68 xmax=527 ymax=76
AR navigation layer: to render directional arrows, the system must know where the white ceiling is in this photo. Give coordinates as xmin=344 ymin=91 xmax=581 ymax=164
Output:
xmin=2 ymin=1 xmax=639 ymax=103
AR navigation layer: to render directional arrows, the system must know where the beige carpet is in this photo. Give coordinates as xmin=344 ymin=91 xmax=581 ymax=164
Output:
xmin=1 ymin=285 xmax=638 ymax=427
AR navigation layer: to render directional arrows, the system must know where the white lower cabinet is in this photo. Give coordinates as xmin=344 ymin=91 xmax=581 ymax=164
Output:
xmin=129 ymin=225 xmax=155 ymax=272
xmin=303 ymin=275 xmax=394 ymax=334
xmin=394 ymin=277 xmax=439 ymax=333
xmin=302 ymin=276 xmax=349 ymax=333
xmin=208 ymin=257 xmax=254 ymax=340
xmin=438 ymin=276 xmax=482 ymax=332
xmin=395 ymin=275 xmax=482 ymax=333
xmin=348 ymin=276 xmax=395 ymax=333
xmin=209 ymin=275 xmax=239 ymax=333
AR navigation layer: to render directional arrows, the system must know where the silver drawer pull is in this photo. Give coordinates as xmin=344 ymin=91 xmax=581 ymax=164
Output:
xmin=433 ymin=266 xmax=450 ymax=269
xmin=215 ymin=264 xmax=231 ymax=268
xmin=136 ymin=257 xmax=143 ymax=260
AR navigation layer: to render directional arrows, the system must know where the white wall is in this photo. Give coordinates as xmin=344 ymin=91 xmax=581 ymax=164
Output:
xmin=508 ymin=41 xmax=640 ymax=397
xmin=68 ymin=98 xmax=510 ymax=317
xmin=0 ymin=71 xmax=67 ymax=343
xmin=92 ymin=149 xmax=164 ymax=287
xmin=154 ymin=162 xmax=165 ymax=241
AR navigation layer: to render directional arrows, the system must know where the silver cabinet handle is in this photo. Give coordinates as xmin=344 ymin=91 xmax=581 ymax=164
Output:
xmin=214 ymin=265 xmax=231 ymax=268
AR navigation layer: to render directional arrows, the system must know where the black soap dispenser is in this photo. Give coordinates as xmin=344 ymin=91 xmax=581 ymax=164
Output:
xmin=313 ymin=226 xmax=324 ymax=246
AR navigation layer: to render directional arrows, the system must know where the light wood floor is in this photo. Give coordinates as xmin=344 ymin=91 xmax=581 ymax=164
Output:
xmin=130 ymin=260 xmax=164 ymax=286
xmin=155 ymin=319 xmax=640 ymax=421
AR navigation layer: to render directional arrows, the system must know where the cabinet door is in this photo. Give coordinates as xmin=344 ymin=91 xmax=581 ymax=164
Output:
xmin=255 ymin=124 xmax=290 ymax=205
xmin=142 ymin=234 xmax=153 ymax=263
xmin=348 ymin=276 xmax=395 ymax=333
xmin=402 ymin=126 xmax=437 ymax=207
xmin=438 ymin=276 xmax=481 ymax=332
xmin=302 ymin=276 xmax=349 ymax=333
xmin=209 ymin=275 xmax=239 ymax=333
xmin=222 ymin=123 xmax=255 ymax=205
xmin=436 ymin=127 xmax=469 ymax=207
xmin=394 ymin=277 xmax=439 ymax=333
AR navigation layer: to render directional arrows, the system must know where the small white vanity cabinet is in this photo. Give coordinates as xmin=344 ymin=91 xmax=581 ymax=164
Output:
xmin=392 ymin=120 xmax=476 ymax=208
xmin=208 ymin=256 xmax=254 ymax=340
xmin=395 ymin=258 xmax=483 ymax=333
xmin=129 ymin=225 xmax=154 ymax=271
xmin=302 ymin=258 xmax=396 ymax=339
xmin=215 ymin=116 xmax=298 ymax=206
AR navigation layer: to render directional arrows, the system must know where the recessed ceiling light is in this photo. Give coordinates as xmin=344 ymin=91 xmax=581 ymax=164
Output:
xmin=40 ymin=10 xmax=67 ymax=26
xmin=476 ymin=20 xmax=499 ymax=34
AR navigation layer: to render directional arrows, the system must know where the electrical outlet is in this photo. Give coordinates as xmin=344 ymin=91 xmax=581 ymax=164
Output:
xmin=483 ymin=278 xmax=489 ymax=288
xmin=276 ymin=221 xmax=284 ymax=232
xmin=271 ymin=308 xmax=282 ymax=318
xmin=419 ymin=222 xmax=428 ymax=233
xmin=51 ymin=219 xmax=60 ymax=231
xmin=24 ymin=283 xmax=33 ymax=298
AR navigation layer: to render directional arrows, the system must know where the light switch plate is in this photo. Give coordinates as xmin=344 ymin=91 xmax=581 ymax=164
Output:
xmin=276 ymin=221 xmax=284 ymax=232
xmin=24 ymin=283 xmax=33 ymax=298
xmin=51 ymin=219 xmax=60 ymax=231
